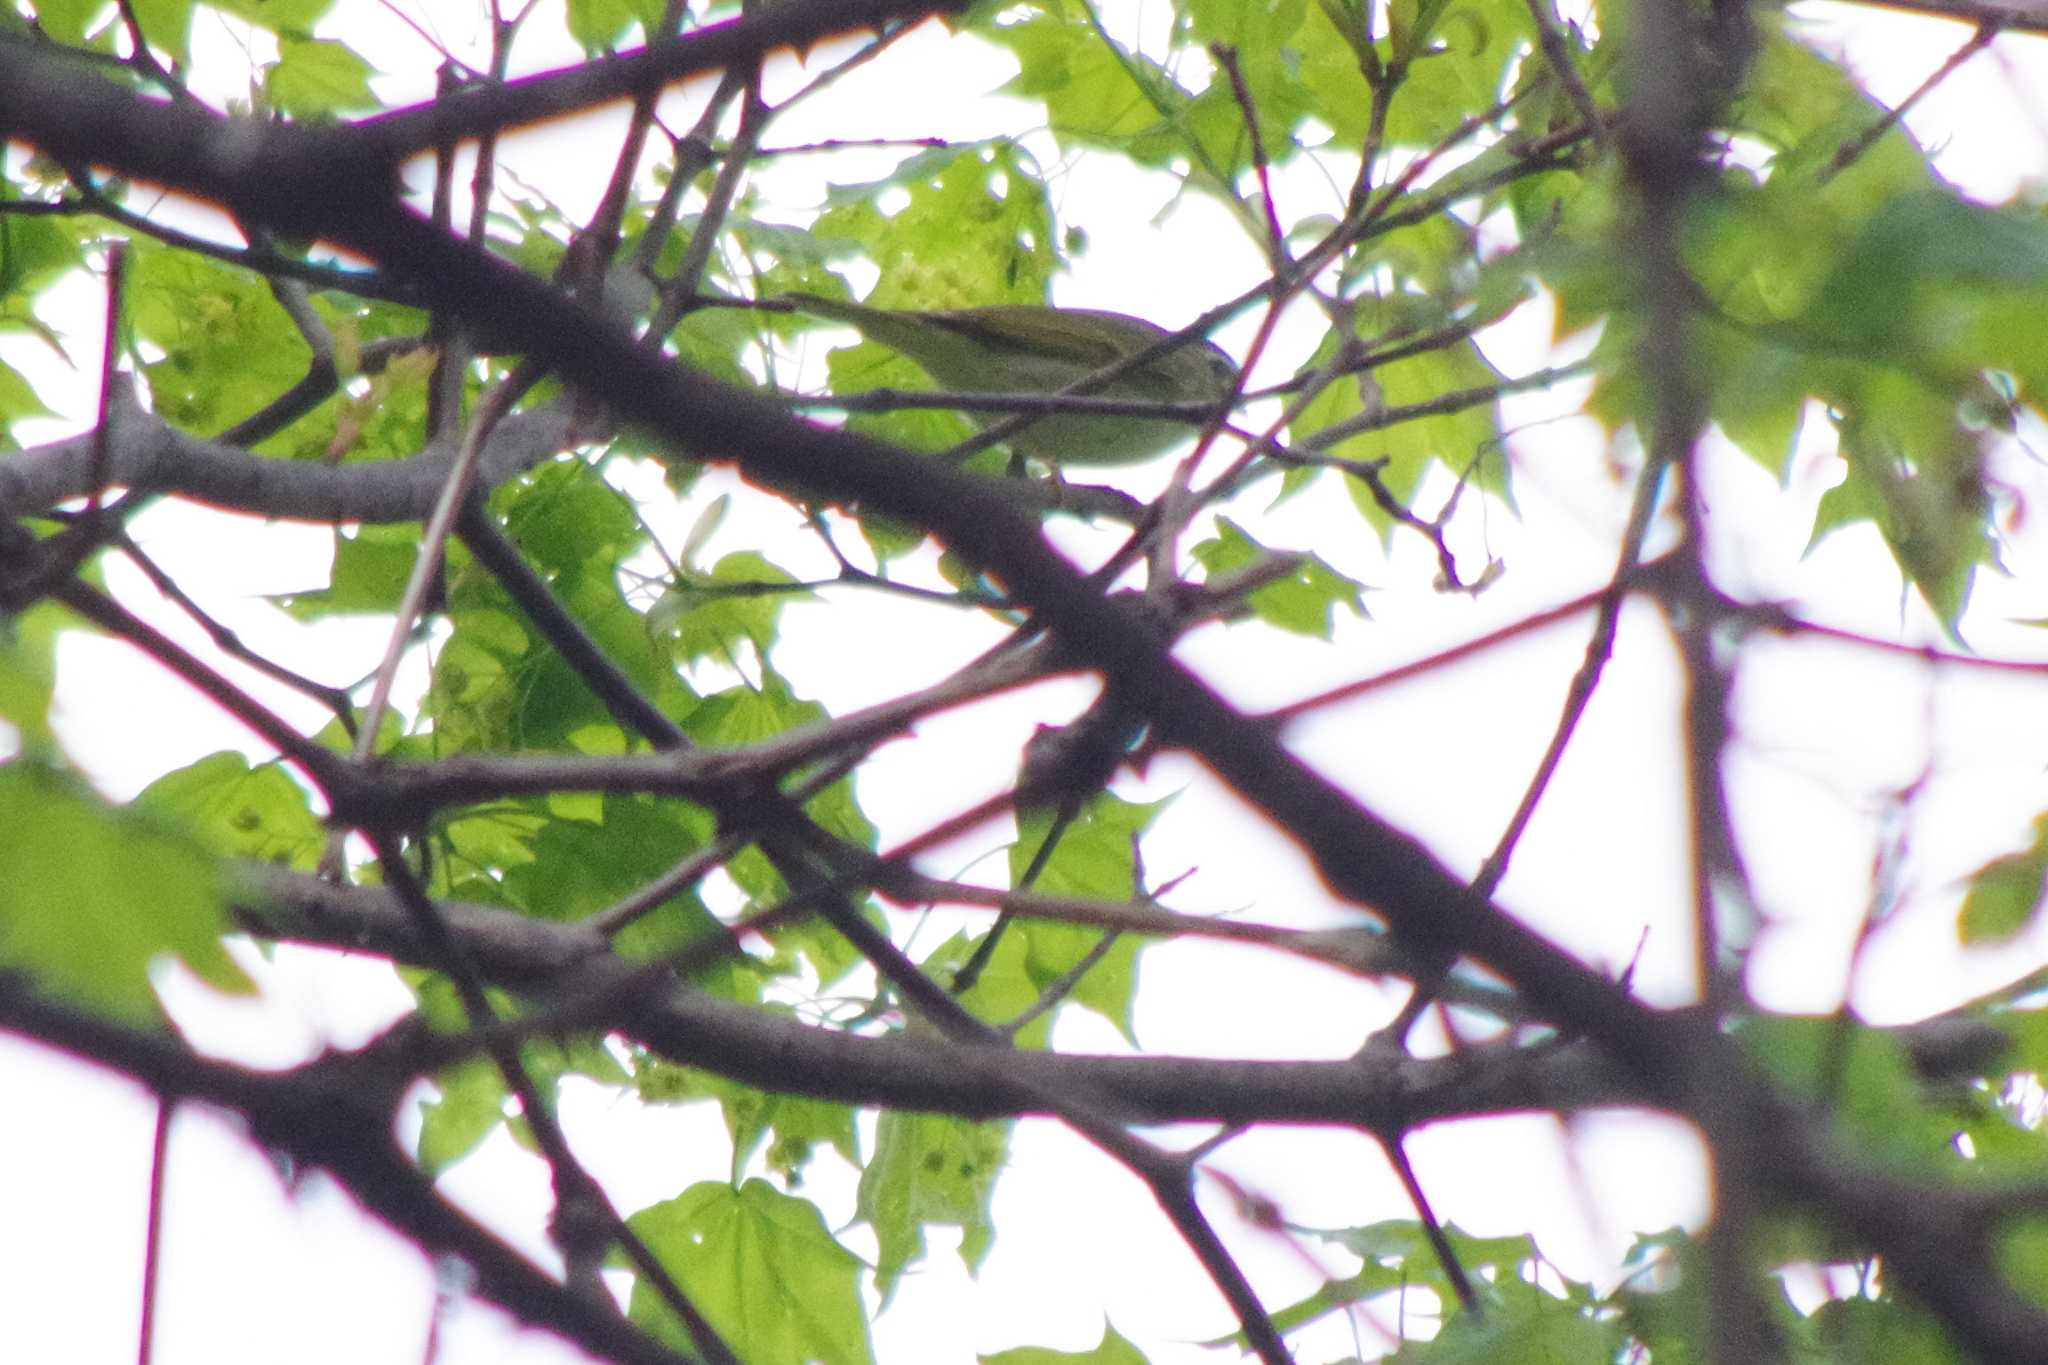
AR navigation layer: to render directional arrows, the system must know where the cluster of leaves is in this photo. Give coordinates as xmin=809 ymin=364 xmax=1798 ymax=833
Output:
xmin=22 ymin=0 xmax=378 ymax=115
xmin=5 ymin=0 xmax=2048 ymax=1363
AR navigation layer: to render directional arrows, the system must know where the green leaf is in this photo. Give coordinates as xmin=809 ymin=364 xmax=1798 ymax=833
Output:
xmin=410 ymin=979 xmax=631 ymax=1168
xmin=657 ymin=550 xmax=809 ymax=667
xmin=625 ymin=1179 xmax=874 ymax=1365
xmin=701 ymin=1072 xmax=860 ymax=1186
xmin=1380 ymin=0 xmax=1534 ymax=147
xmin=130 ymin=241 xmax=312 ymax=434
xmin=684 ymin=669 xmax=826 ymax=748
xmin=277 ymin=523 xmax=418 ymax=620
xmin=1235 ymin=1264 xmax=1398 ymax=1343
xmin=135 ymin=751 xmax=326 ymax=870
xmin=497 ymin=793 xmax=735 ymax=978
xmin=1808 ymin=392 xmax=1991 ymax=632
xmin=1613 ymin=1228 xmax=1707 ymax=1365
xmin=665 ymin=299 xmax=771 ymax=389
xmin=265 ymin=37 xmax=378 ymax=117
xmin=127 ymin=0 xmax=195 ymax=63
xmin=803 ymin=767 xmax=879 ymax=854
xmin=1191 ymin=518 xmax=1367 ymax=638
xmin=921 ymin=926 xmax=1049 ymax=1044
xmin=1945 ymin=1082 xmax=2048 ymax=1181
xmin=981 ymin=1322 xmax=1154 ymax=1365
xmin=204 ymin=0 xmax=332 ymax=34
xmin=1010 ymin=791 xmax=1158 ymax=902
xmin=984 ymin=9 xmax=1184 ymax=159
xmin=1289 ymin=320 xmax=1508 ymax=538
xmin=566 ymin=0 xmax=636 ymax=52
xmin=1415 ymin=1271 xmax=1620 ymax=1363
xmin=1004 ymin=794 xmax=1160 ymax=1039
xmin=417 ymin=1055 xmax=508 ymax=1173
xmin=0 ymin=358 xmax=58 ymax=444
xmin=1021 ymin=916 xmax=1141 ymax=1040
xmin=26 ymin=0 xmax=105 ymax=46
xmin=0 ymin=188 xmax=83 ymax=299
xmin=1960 ymin=814 xmax=2048 ymax=945
xmin=438 ymin=802 xmax=547 ymax=886
xmin=1225 ymin=1221 xmax=1564 ymax=1351
xmin=257 ymin=322 xmax=433 ymax=465
xmin=1998 ymin=1220 xmax=2048 ymax=1315
xmin=857 ymin=1110 xmax=1011 ymax=1304
xmin=523 ymin=1030 xmax=630 ymax=1092
xmin=1296 ymin=0 xmax=1379 ymax=145
xmin=418 ymin=608 xmax=525 ymax=751
xmin=1325 ymin=1218 xmax=1534 ymax=1273
xmin=1993 ymin=1004 xmax=2048 ymax=1081
xmin=1251 ymin=553 xmax=1369 ymax=636
xmin=858 ymin=512 xmax=928 ymax=565
xmin=813 ymin=143 xmax=1058 ymax=314
xmin=1732 ymin=17 xmax=1927 ymax=208
xmin=0 ymin=599 xmax=63 ymax=749
xmin=827 ymin=340 xmax=979 ymax=456
xmin=409 ymin=549 xmax=674 ymax=758
xmin=1785 ymin=190 xmax=2048 ymax=422
xmin=1801 ymin=1296 xmax=1967 ymax=1364
xmin=0 ymin=762 xmax=251 ymax=1023
xmin=1177 ymin=0 xmax=1318 ymax=178
xmin=1736 ymin=1015 xmax=1951 ymax=1173
xmin=1805 ymin=192 xmax=2048 ymax=344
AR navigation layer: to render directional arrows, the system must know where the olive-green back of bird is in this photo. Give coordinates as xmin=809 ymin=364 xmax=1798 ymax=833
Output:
xmin=782 ymin=293 xmax=1235 ymax=466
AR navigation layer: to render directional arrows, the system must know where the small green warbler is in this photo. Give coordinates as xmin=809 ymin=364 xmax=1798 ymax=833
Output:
xmin=781 ymin=293 xmax=1237 ymax=466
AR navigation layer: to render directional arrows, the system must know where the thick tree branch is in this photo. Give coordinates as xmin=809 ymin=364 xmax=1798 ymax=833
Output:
xmin=0 ymin=975 xmax=698 ymax=1365
xmin=0 ymin=3 xmax=963 ymax=223
xmin=0 ymin=389 xmax=576 ymax=524
xmin=1807 ymin=0 xmax=2047 ymax=34
xmin=222 ymin=864 xmax=1637 ymax=1125
xmin=356 ymin=0 xmax=960 ymax=159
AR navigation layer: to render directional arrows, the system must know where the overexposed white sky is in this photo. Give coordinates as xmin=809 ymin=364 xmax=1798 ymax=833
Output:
xmin=7 ymin=3 xmax=2048 ymax=1363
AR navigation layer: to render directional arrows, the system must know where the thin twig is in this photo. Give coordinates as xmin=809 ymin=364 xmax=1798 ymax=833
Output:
xmin=365 ymin=836 xmax=741 ymax=1365
xmin=1819 ymin=22 xmax=1999 ymax=184
xmin=112 ymin=532 xmax=359 ymax=734
xmin=0 ymin=979 xmax=700 ymax=1365
xmin=1210 ymin=43 xmax=1289 ymax=267
xmin=136 ymin=1098 xmax=171 ymax=1365
xmin=1289 ymin=361 xmax=1590 ymax=452
xmin=1384 ymin=1135 xmax=1478 ymax=1314
xmin=112 ymin=0 xmax=199 ymax=105
xmin=585 ymin=828 xmax=752 ymax=939
xmin=54 ymin=172 xmax=419 ymax=307
xmin=52 ymin=579 xmax=346 ymax=785
xmin=1520 ymin=0 xmax=1605 ymax=145
xmin=1003 ymin=930 xmax=1121 ymax=1037
xmin=351 ymin=386 xmax=519 ymax=764
xmin=85 ymin=243 xmax=126 ymax=521
xmin=1470 ymin=452 xmax=1671 ymax=900
xmin=659 ymin=69 xmax=769 ymax=324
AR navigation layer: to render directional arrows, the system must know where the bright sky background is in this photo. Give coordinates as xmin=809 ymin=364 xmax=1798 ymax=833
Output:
xmin=6 ymin=2 xmax=2048 ymax=1363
